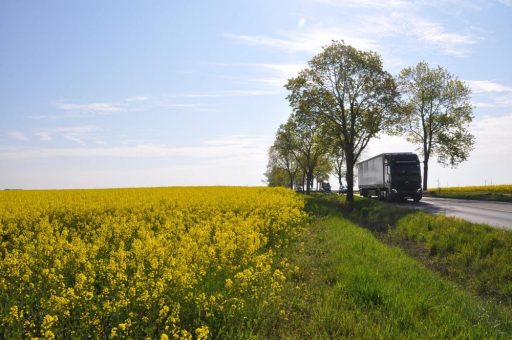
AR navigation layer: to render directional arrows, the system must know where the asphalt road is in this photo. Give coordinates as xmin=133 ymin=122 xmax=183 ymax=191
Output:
xmin=395 ymin=196 xmax=512 ymax=229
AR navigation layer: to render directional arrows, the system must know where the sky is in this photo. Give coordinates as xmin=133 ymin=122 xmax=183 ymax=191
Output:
xmin=1 ymin=0 xmax=511 ymax=189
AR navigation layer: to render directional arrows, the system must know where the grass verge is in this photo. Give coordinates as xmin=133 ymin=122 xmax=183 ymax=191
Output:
xmin=339 ymin=195 xmax=512 ymax=306
xmin=263 ymin=195 xmax=512 ymax=338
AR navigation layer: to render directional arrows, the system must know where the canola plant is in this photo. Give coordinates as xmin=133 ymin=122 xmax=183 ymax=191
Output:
xmin=0 ymin=187 xmax=306 ymax=339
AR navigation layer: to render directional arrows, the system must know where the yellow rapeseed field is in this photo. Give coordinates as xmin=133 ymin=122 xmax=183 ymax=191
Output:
xmin=0 ymin=187 xmax=306 ymax=339
xmin=432 ymin=184 xmax=512 ymax=193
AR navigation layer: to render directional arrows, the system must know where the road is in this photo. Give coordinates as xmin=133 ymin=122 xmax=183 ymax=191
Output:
xmin=394 ymin=196 xmax=512 ymax=229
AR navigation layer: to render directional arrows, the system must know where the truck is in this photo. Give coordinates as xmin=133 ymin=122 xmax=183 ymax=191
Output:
xmin=357 ymin=153 xmax=422 ymax=202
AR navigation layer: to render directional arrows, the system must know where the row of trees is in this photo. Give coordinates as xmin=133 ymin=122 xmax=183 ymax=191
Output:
xmin=265 ymin=41 xmax=475 ymax=202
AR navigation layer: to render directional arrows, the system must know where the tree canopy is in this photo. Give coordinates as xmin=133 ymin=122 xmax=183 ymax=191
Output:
xmin=396 ymin=61 xmax=474 ymax=190
xmin=286 ymin=40 xmax=398 ymax=201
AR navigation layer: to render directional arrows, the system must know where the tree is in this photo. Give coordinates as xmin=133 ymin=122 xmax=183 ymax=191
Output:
xmin=271 ymin=122 xmax=301 ymax=188
xmin=396 ymin=61 xmax=475 ymax=190
xmin=330 ymin=142 xmax=346 ymax=189
xmin=286 ymin=111 xmax=328 ymax=194
xmin=286 ymin=40 xmax=398 ymax=201
xmin=264 ymin=149 xmax=289 ymax=187
xmin=313 ymin=155 xmax=332 ymax=190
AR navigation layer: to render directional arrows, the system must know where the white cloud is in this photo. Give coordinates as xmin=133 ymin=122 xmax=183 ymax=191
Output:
xmin=225 ymin=27 xmax=380 ymax=54
xmin=0 ymin=134 xmax=274 ymax=189
xmin=56 ymin=125 xmax=98 ymax=145
xmin=35 ymin=131 xmax=52 ymax=141
xmin=124 ymin=96 xmax=150 ymax=102
xmin=251 ymin=63 xmax=306 ymax=88
xmin=53 ymin=96 xmax=151 ymax=116
xmin=407 ymin=18 xmax=476 ymax=56
xmin=316 ymin=0 xmax=406 ymax=8
xmin=232 ymin=0 xmax=476 ymax=57
xmin=0 ymin=162 xmax=268 ymax=189
xmin=7 ymin=131 xmax=30 ymax=141
xmin=56 ymin=101 xmax=125 ymax=113
xmin=0 ymin=134 xmax=273 ymax=161
xmin=466 ymin=80 xmax=512 ymax=108
xmin=169 ymin=90 xmax=276 ymax=98
xmin=497 ymin=0 xmax=512 ymax=6
xmin=356 ymin=11 xmax=477 ymax=56
xmin=466 ymin=80 xmax=512 ymax=93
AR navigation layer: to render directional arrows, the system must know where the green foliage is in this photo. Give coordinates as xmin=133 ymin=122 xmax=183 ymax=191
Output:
xmin=395 ymin=61 xmax=475 ymax=189
xmin=265 ymin=121 xmax=303 ymax=188
xmin=285 ymin=40 xmax=399 ymax=201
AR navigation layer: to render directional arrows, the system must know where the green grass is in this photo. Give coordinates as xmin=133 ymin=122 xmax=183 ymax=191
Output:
xmin=263 ymin=195 xmax=512 ymax=338
xmin=339 ymin=195 xmax=512 ymax=306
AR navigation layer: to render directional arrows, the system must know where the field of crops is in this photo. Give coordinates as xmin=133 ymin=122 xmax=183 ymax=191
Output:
xmin=431 ymin=184 xmax=512 ymax=193
xmin=425 ymin=184 xmax=512 ymax=202
xmin=0 ymin=187 xmax=305 ymax=338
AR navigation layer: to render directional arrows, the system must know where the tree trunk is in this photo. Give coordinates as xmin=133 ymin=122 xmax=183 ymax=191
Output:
xmin=423 ymin=157 xmax=429 ymax=190
xmin=345 ymin=151 xmax=355 ymax=202
xmin=306 ymin=171 xmax=312 ymax=194
xmin=338 ymin=174 xmax=343 ymax=188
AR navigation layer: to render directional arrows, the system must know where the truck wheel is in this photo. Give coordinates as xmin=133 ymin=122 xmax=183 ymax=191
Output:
xmin=413 ymin=196 xmax=421 ymax=202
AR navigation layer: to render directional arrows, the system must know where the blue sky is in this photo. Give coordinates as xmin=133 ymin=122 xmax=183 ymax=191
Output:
xmin=1 ymin=0 xmax=511 ymax=189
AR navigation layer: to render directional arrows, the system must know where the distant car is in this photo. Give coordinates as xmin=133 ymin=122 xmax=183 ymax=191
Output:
xmin=321 ymin=182 xmax=331 ymax=192
xmin=338 ymin=186 xmax=348 ymax=194
xmin=295 ymin=186 xmax=304 ymax=193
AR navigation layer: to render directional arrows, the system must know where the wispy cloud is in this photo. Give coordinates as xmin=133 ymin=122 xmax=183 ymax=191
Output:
xmin=401 ymin=16 xmax=476 ymax=56
xmin=0 ymin=135 xmax=273 ymax=161
xmin=55 ymin=101 xmax=125 ymax=113
xmin=225 ymin=28 xmax=380 ymax=54
xmin=316 ymin=0 xmax=406 ymax=8
xmin=29 ymin=94 xmax=220 ymax=120
xmin=168 ymin=90 xmax=276 ymax=98
xmin=497 ymin=0 xmax=512 ymax=6
xmin=227 ymin=1 xmax=478 ymax=57
xmin=31 ymin=125 xmax=101 ymax=145
xmin=124 ymin=96 xmax=150 ymax=102
xmin=466 ymin=80 xmax=512 ymax=93
xmin=251 ymin=63 xmax=306 ymax=88
xmin=466 ymin=80 xmax=512 ymax=108
xmin=35 ymin=131 xmax=52 ymax=141
xmin=56 ymin=125 xmax=98 ymax=145
xmin=334 ymin=5 xmax=477 ymax=56
xmin=7 ymin=131 xmax=30 ymax=141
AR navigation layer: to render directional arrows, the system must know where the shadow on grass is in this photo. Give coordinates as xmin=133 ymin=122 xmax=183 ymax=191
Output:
xmin=337 ymin=196 xmax=426 ymax=233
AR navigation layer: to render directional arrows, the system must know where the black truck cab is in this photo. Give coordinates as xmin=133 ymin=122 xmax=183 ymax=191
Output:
xmin=386 ymin=154 xmax=422 ymax=201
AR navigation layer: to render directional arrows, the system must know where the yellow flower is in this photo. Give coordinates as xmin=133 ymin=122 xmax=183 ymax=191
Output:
xmin=195 ymin=326 xmax=209 ymax=340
